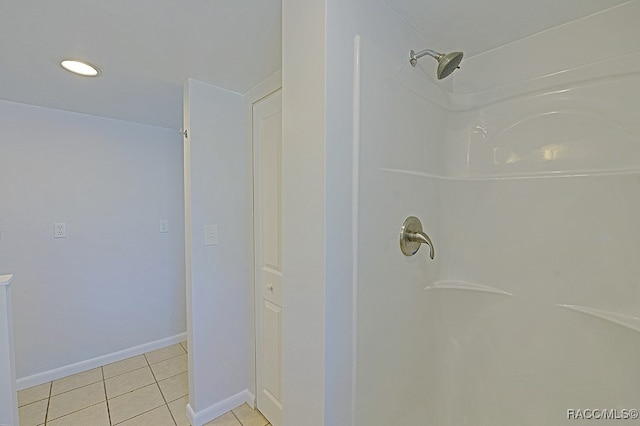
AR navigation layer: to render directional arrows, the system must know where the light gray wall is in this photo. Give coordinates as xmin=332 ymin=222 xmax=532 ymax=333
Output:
xmin=0 ymin=100 xmax=186 ymax=383
xmin=281 ymin=1 xmax=326 ymax=425
xmin=183 ymin=79 xmax=250 ymax=422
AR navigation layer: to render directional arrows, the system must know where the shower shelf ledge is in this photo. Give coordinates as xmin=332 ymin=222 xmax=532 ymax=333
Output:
xmin=425 ymin=280 xmax=512 ymax=296
xmin=558 ymin=304 xmax=640 ymax=334
xmin=381 ymin=167 xmax=640 ymax=181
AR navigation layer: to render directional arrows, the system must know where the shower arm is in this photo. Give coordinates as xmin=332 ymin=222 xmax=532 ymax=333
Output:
xmin=410 ymin=49 xmax=442 ymax=66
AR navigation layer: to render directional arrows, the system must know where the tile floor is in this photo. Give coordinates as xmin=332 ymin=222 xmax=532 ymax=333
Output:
xmin=17 ymin=342 xmax=270 ymax=426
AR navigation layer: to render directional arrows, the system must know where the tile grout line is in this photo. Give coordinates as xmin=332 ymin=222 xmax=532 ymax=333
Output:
xmin=147 ymin=348 xmax=188 ymax=383
xmin=43 ymin=381 xmax=52 ymax=425
xmin=50 ymin=364 xmax=165 ymax=424
xmin=108 ymin=387 xmax=168 ymax=426
xmin=102 ymin=366 xmax=113 ymax=426
xmin=153 ymin=350 xmax=189 ymax=425
xmin=45 ymin=401 xmax=108 ymax=424
xmin=48 ymin=378 xmax=103 ymax=398
xmin=25 ymin=345 xmax=188 ymax=426
xmin=231 ymin=410 xmax=244 ymax=425
xmin=146 ymin=349 xmax=187 ymax=366
xmin=105 ymin=364 xmax=148 ymax=380
xmin=102 ymin=347 xmax=187 ymax=425
xmin=104 ymin=347 xmax=186 ymax=380
xmin=145 ymin=351 xmax=179 ymax=426
xmin=42 ymin=377 xmax=107 ymax=423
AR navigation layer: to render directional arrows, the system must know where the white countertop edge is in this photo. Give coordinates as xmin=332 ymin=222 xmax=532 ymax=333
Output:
xmin=0 ymin=275 xmax=13 ymax=286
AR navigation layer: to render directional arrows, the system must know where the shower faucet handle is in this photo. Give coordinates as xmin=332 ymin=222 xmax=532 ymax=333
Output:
xmin=400 ymin=216 xmax=435 ymax=259
xmin=407 ymin=230 xmax=435 ymax=259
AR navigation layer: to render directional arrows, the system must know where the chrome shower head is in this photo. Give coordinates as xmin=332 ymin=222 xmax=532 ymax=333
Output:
xmin=410 ymin=49 xmax=463 ymax=79
xmin=437 ymin=51 xmax=463 ymax=79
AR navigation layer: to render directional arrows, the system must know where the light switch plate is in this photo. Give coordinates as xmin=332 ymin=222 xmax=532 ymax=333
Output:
xmin=160 ymin=220 xmax=169 ymax=233
xmin=205 ymin=224 xmax=219 ymax=246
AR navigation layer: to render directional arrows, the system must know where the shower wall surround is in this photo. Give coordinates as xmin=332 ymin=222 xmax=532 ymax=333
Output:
xmin=351 ymin=1 xmax=640 ymax=425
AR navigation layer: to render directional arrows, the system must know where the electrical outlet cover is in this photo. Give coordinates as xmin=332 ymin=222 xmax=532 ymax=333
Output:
xmin=205 ymin=224 xmax=219 ymax=246
xmin=54 ymin=223 xmax=66 ymax=238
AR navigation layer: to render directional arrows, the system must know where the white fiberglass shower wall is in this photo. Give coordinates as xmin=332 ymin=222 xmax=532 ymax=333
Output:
xmin=330 ymin=1 xmax=640 ymax=424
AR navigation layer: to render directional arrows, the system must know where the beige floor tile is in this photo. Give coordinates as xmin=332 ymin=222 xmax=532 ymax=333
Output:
xmin=17 ymin=382 xmax=50 ymax=407
xmin=144 ymin=343 xmax=185 ymax=365
xmin=179 ymin=341 xmax=188 ymax=353
xmin=204 ymin=411 xmax=241 ymax=426
xmin=51 ymin=367 xmax=103 ymax=396
xmin=167 ymin=395 xmax=190 ymax=426
xmin=47 ymin=381 xmax=106 ymax=421
xmin=232 ymin=404 xmax=269 ymax=426
xmin=108 ymin=383 xmax=165 ymax=424
xmin=117 ymin=405 xmax=175 ymax=426
xmin=149 ymin=353 xmax=187 ymax=381
xmin=103 ymin=355 xmax=148 ymax=379
xmin=18 ymin=399 xmax=47 ymax=426
xmin=46 ymin=402 xmax=109 ymax=426
xmin=158 ymin=371 xmax=188 ymax=403
xmin=105 ymin=366 xmax=155 ymax=399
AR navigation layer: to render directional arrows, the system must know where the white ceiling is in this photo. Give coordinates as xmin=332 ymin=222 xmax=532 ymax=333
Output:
xmin=0 ymin=0 xmax=281 ymax=130
xmin=385 ymin=0 xmax=630 ymax=59
xmin=0 ymin=0 xmax=631 ymax=130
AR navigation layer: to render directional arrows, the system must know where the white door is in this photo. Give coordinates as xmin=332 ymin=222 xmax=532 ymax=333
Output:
xmin=253 ymin=89 xmax=283 ymax=426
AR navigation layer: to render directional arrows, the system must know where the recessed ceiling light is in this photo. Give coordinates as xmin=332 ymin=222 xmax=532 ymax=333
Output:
xmin=60 ymin=60 xmax=100 ymax=77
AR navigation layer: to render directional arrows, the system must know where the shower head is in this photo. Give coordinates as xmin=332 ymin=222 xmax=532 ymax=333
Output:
xmin=410 ymin=49 xmax=463 ymax=79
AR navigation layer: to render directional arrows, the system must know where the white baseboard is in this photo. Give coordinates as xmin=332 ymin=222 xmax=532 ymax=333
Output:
xmin=187 ymin=389 xmax=255 ymax=426
xmin=245 ymin=389 xmax=256 ymax=408
xmin=16 ymin=332 xmax=186 ymax=390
